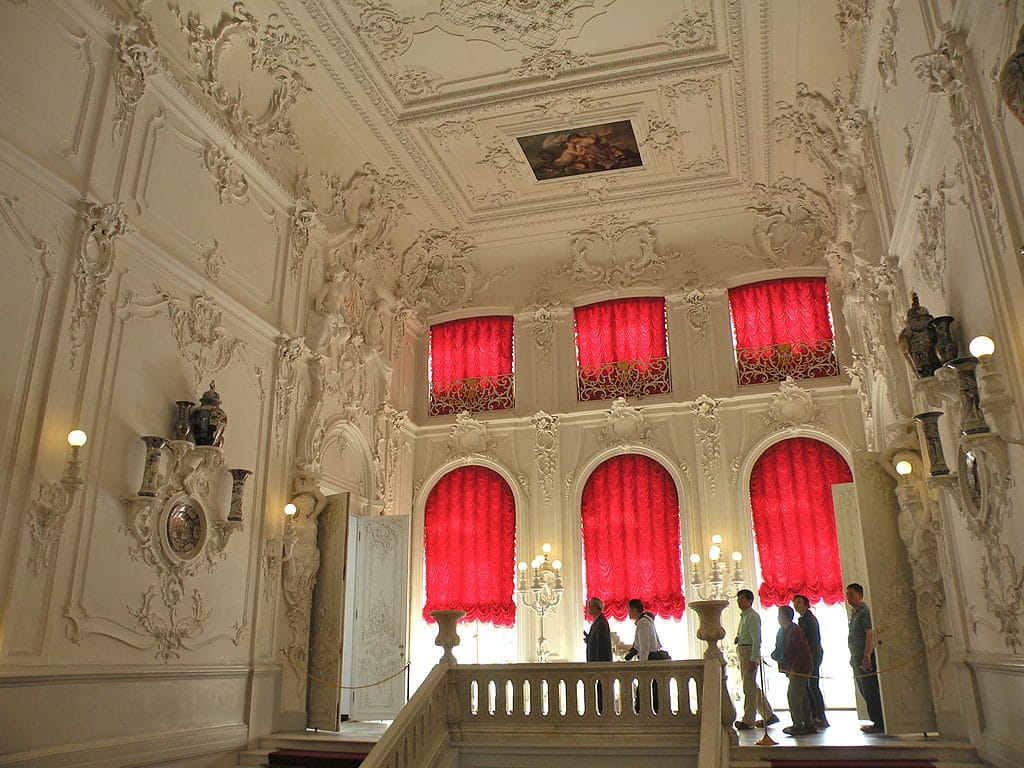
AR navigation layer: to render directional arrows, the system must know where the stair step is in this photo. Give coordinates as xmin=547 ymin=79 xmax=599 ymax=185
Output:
xmin=236 ymin=748 xmax=272 ymax=766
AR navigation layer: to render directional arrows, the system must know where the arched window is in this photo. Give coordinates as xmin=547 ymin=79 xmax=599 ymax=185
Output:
xmin=581 ymin=454 xmax=686 ymax=620
xmin=728 ymin=277 xmax=838 ymax=385
xmin=423 ymin=466 xmax=516 ymax=626
xmin=749 ymin=437 xmax=850 ymax=606
xmin=429 ymin=316 xmax=514 ymax=415
xmin=574 ymin=297 xmax=671 ymax=401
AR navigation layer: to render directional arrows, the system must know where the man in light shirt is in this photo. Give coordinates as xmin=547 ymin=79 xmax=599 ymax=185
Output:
xmin=734 ymin=589 xmax=778 ymax=730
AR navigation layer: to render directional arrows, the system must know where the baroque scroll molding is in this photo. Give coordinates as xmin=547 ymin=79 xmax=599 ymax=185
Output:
xmin=199 ymin=143 xmax=250 ymax=205
xmin=172 ymin=2 xmax=313 ymax=151
xmin=761 ymin=377 xmax=823 ymax=432
xmin=693 ymin=394 xmax=721 ymax=493
xmin=659 ymin=7 xmax=716 ymax=51
xmin=70 ymin=201 xmax=129 ymax=369
xmin=373 ymin=403 xmax=410 ymax=514
xmin=877 ymin=1 xmax=898 ymax=93
xmin=531 ymin=411 xmax=559 ymax=505
xmin=512 ymin=49 xmax=592 ymax=80
xmin=911 ymin=172 xmax=960 ymax=295
xmin=717 ymin=177 xmax=835 ymax=269
xmin=446 ymin=411 xmax=493 ymax=460
xmin=112 ymin=3 xmax=160 ymax=138
xmin=913 ymin=32 xmax=1006 ymax=250
xmin=836 ymin=0 xmax=869 ymax=47
xmin=274 ymin=335 xmax=309 ymax=443
xmin=597 ymin=397 xmax=653 ymax=448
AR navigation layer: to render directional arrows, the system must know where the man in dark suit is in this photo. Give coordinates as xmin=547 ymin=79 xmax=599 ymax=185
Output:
xmin=584 ymin=596 xmax=612 ymax=714
xmin=794 ymin=594 xmax=828 ymax=728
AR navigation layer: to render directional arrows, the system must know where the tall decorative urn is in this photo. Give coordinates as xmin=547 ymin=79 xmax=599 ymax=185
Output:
xmin=429 ymin=610 xmax=465 ymax=665
xmin=690 ymin=599 xmax=729 ymax=661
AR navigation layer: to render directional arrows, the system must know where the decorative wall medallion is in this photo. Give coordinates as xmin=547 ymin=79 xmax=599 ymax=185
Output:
xmin=597 ymin=397 xmax=652 ymax=447
xmin=659 ymin=8 xmax=716 ymax=51
xmin=113 ymin=7 xmax=160 ymax=137
xmin=164 ymin=497 xmax=206 ymax=559
xmin=446 ymin=411 xmax=492 ymax=458
xmin=512 ymin=49 xmax=591 ymax=80
xmin=763 ymin=377 xmax=821 ymax=431
xmin=531 ymin=411 xmax=559 ymax=504
xmin=877 ymin=1 xmax=899 ymax=92
xmin=693 ymin=394 xmax=721 ymax=493
xmin=173 ymin=2 xmax=313 ymax=150
xmin=158 ymin=289 xmax=246 ymax=386
xmin=541 ymin=216 xmax=661 ymax=295
xmin=199 ymin=143 xmax=250 ymax=205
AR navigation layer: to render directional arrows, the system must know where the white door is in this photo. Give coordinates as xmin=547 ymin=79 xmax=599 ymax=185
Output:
xmin=347 ymin=514 xmax=410 ymax=721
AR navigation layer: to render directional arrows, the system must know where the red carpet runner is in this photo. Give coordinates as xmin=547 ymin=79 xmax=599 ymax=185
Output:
xmin=267 ymin=750 xmax=366 ymax=767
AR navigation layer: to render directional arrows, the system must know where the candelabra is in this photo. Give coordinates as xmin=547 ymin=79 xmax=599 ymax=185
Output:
xmin=516 ymin=543 xmax=564 ymax=663
xmin=689 ymin=535 xmax=744 ymax=600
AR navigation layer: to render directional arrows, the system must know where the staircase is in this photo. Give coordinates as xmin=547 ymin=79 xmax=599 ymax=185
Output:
xmin=234 ymin=731 xmax=380 ymax=767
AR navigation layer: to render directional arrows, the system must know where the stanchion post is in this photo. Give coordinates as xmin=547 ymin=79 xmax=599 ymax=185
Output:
xmin=755 ymin=659 xmax=777 ymax=746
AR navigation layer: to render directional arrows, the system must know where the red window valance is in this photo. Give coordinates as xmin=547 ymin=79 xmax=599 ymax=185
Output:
xmin=749 ymin=437 xmax=850 ymax=607
xmin=574 ymin=297 xmax=670 ymax=401
xmin=581 ymin=454 xmax=686 ymax=621
xmin=423 ymin=466 xmax=516 ymax=626
xmin=728 ymin=277 xmax=838 ymax=385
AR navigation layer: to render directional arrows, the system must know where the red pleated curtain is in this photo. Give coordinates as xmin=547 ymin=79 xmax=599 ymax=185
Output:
xmin=728 ymin=277 xmax=836 ymax=383
xmin=581 ymin=454 xmax=686 ymax=621
xmin=749 ymin=437 xmax=851 ymax=607
xmin=423 ymin=466 xmax=516 ymax=626
xmin=429 ymin=316 xmax=514 ymax=394
xmin=574 ymin=297 xmax=667 ymax=371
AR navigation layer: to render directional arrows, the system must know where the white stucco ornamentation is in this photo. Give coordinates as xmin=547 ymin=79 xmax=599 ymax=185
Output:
xmin=912 ymin=173 xmax=958 ymax=295
xmin=374 ymin=403 xmax=410 ymax=514
xmin=598 ymin=397 xmax=652 ymax=447
xmin=174 ymin=2 xmax=313 ymax=150
xmin=113 ymin=6 xmax=160 ymax=138
xmin=877 ymin=1 xmax=899 ymax=92
xmin=693 ymin=394 xmax=722 ymax=493
xmin=836 ymin=0 xmax=869 ymax=46
xmin=69 ymin=201 xmax=129 ymax=369
xmin=446 ymin=411 xmax=492 ymax=458
xmin=351 ymin=0 xmax=415 ymax=59
xmin=199 ymin=143 xmax=250 ymax=205
xmin=512 ymin=49 xmax=591 ymax=79
xmin=439 ymin=0 xmax=612 ymax=51
xmin=717 ymin=177 xmax=835 ymax=269
xmin=274 ymin=336 xmax=309 ymax=443
xmin=763 ymin=377 xmax=821 ymax=431
xmin=158 ymin=289 xmax=246 ymax=386
xmin=531 ymin=411 xmax=559 ymax=505
xmin=398 ymin=227 xmax=505 ymax=311
xmin=659 ymin=8 xmax=716 ymax=51
xmin=914 ymin=33 xmax=1005 ymax=250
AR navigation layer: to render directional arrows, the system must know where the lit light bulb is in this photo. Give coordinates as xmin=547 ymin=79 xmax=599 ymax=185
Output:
xmin=709 ymin=544 xmax=721 ymax=561
xmin=895 ymin=459 xmax=913 ymax=476
xmin=690 ymin=553 xmax=701 ymax=564
xmin=533 ymin=555 xmax=544 ymax=568
xmin=518 ymin=561 xmax=528 ymax=571
xmin=551 ymin=560 xmax=562 ymax=570
xmin=969 ymin=335 xmax=995 ymax=358
xmin=541 ymin=543 xmax=552 ymax=554
xmin=67 ymin=429 xmax=88 ymax=447
xmin=284 ymin=502 xmax=297 ymax=517
xmin=711 ymin=534 xmax=723 ymax=545
xmin=731 ymin=551 xmax=742 ymax=562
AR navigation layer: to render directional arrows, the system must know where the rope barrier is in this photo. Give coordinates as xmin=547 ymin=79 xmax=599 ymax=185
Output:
xmin=760 ymin=653 xmax=921 ymax=680
xmin=281 ymin=647 xmax=409 ymax=690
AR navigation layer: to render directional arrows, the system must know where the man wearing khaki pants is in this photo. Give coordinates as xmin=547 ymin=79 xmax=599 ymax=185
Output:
xmin=734 ymin=589 xmax=777 ymax=730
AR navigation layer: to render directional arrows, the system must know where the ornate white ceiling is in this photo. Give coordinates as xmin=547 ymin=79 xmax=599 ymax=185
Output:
xmin=135 ymin=0 xmax=861 ymax=272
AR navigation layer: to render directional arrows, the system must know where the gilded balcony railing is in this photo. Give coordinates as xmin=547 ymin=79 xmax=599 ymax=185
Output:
xmin=577 ymin=356 xmax=672 ymax=402
xmin=734 ymin=338 xmax=839 ymax=386
xmin=429 ymin=373 xmax=515 ymax=416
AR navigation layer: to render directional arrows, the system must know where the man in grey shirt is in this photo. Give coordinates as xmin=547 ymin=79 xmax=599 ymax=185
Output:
xmin=733 ymin=589 xmax=777 ymax=730
xmin=847 ymin=582 xmax=884 ymax=733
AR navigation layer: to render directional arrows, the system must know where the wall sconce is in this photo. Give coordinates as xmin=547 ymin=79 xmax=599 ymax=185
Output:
xmin=281 ymin=502 xmax=299 ymax=563
xmin=516 ymin=542 xmax=564 ymax=662
xmin=895 ymin=459 xmax=914 ymax=477
xmin=969 ymin=335 xmax=1022 ymax=444
xmin=689 ymin=534 xmax=744 ymax=600
xmin=27 ymin=430 xmax=88 ymax=574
